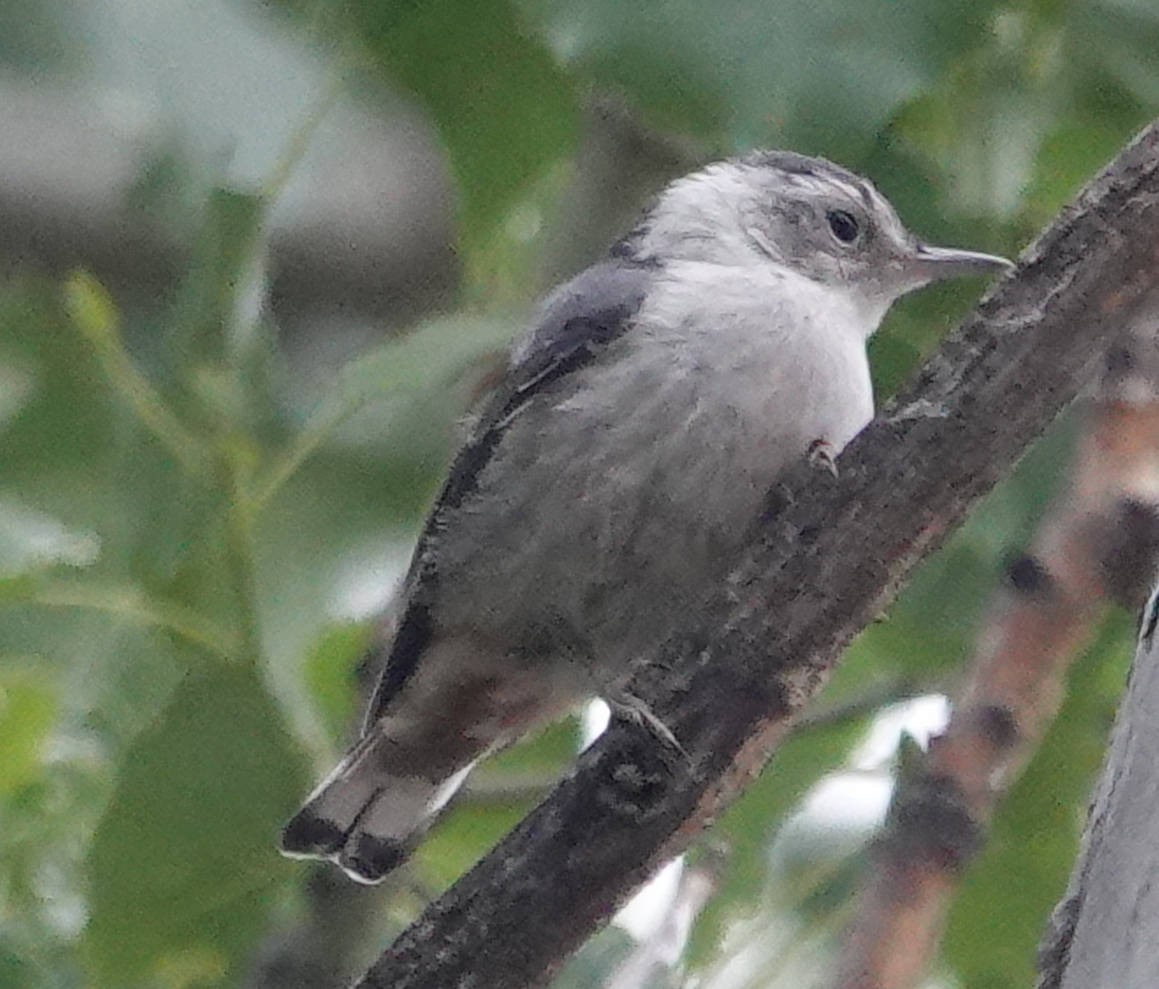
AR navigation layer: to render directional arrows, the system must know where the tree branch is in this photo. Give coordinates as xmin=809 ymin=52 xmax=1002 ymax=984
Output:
xmin=358 ymin=119 xmax=1159 ymax=989
xmin=1036 ymin=570 xmax=1159 ymax=988
xmin=832 ymin=326 xmax=1159 ymax=989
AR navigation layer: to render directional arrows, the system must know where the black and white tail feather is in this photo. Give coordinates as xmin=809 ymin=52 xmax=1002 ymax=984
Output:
xmin=281 ymin=731 xmax=473 ymax=884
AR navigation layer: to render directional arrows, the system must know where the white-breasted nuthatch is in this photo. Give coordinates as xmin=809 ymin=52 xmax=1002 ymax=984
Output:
xmin=281 ymin=151 xmax=1012 ymax=883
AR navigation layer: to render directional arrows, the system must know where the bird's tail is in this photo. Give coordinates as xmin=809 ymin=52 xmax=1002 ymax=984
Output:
xmin=280 ymin=733 xmax=472 ymax=884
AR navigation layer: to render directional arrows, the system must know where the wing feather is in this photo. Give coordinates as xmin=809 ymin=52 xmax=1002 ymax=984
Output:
xmin=363 ymin=260 xmax=654 ymax=724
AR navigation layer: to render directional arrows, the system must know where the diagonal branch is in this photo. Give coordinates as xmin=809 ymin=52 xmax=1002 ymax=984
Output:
xmin=358 ymin=119 xmax=1159 ymax=989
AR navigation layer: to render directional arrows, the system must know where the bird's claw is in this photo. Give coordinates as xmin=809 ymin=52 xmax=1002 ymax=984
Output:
xmin=607 ymin=692 xmax=690 ymax=764
xmin=807 ymin=438 xmax=839 ymax=478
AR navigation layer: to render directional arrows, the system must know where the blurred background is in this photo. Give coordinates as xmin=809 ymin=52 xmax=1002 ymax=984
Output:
xmin=2 ymin=1 xmax=1158 ymax=987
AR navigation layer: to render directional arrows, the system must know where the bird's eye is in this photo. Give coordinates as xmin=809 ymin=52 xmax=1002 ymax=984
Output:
xmin=826 ymin=210 xmax=860 ymax=244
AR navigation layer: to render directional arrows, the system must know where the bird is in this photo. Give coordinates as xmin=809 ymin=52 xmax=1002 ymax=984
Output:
xmin=280 ymin=150 xmax=1012 ymax=884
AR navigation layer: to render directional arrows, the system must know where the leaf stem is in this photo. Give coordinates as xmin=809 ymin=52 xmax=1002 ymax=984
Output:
xmin=248 ymin=395 xmax=368 ymax=513
xmin=63 ymin=271 xmax=212 ymax=477
xmin=16 ymin=581 xmax=238 ymax=661
xmin=261 ymin=71 xmax=345 ymax=206
xmin=224 ymin=457 xmax=265 ymax=670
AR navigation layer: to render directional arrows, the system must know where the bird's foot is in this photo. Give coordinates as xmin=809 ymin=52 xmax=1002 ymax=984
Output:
xmin=807 ymin=438 xmax=839 ymax=478
xmin=606 ymin=691 xmax=689 ymax=763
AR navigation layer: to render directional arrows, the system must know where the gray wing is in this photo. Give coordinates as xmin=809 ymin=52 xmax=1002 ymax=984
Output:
xmin=362 ymin=259 xmax=655 ymax=725
xmin=434 ymin=259 xmax=654 ymax=516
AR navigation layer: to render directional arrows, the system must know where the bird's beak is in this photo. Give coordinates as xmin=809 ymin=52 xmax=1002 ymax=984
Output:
xmin=906 ymin=243 xmax=1014 ymax=284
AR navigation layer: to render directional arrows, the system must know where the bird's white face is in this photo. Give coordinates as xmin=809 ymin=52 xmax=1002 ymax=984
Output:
xmin=627 ymin=151 xmax=1011 ymax=323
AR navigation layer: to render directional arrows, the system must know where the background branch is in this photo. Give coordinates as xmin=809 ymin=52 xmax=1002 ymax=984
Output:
xmin=357 ymin=121 xmax=1159 ymax=989
xmin=832 ymin=326 xmax=1159 ymax=989
xmin=1036 ymin=566 xmax=1159 ymax=987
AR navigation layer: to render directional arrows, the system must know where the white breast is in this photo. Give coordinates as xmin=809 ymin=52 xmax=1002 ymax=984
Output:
xmin=434 ymin=259 xmax=877 ymax=686
xmin=608 ymin=260 xmax=876 ymax=473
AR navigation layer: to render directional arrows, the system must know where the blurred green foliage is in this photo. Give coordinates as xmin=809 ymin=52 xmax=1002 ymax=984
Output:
xmin=945 ymin=613 xmax=1133 ymax=988
xmin=85 ymin=664 xmax=304 ymax=986
xmin=1 ymin=0 xmax=1157 ymax=987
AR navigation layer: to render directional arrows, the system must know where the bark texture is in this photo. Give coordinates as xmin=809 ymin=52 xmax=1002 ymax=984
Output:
xmin=1037 ymin=587 xmax=1159 ymax=989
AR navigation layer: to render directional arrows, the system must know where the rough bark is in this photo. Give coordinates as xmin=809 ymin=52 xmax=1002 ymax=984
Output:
xmin=358 ymin=119 xmax=1159 ymax=989
xmin=832 ymin=327 xmax=1159 ymax=989
xmin=1037 ymin=586 xmax=1159 ymax=988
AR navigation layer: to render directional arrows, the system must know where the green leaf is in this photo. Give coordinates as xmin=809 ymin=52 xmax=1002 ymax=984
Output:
xmin=168 ymin=188 xmax=267 ymax=371
xmin=416 ymin=799 xmax=534 ymax=892
xmin=1025 ymin=115 xmax=1147 ymax=228
xmin=84 ymin=663 xmax=307 ymax=986
xmin=0 ymin=499 xmax=100 ymax=577
xmin=0 ymin=666 xmax=57 ymax=796
xmin=289 ymin=0 xmax=579 ymax=249
xmin=301 ymin=620 xmax=374 ymax=742
xmin=523 ymin=0 xmax=1001 ymax=155
xmin=62 ymin=269 xmax=213 ymax=479
xmin=319 ymin=312 xmax=518 ymax=421
xmin=0 ymin=575 xmax=39 ymax=603
xmin=479 ymin=716 xmax=580 ymax=779
xmin=1071 ymin=0 xmax=1159 ymax=108
xmin=250 ymin=309 xmax=518 ymax=516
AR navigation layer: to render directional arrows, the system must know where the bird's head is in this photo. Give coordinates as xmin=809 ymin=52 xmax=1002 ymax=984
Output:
xmin=617 ymin=151 xmax=1012 ymax=323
